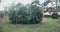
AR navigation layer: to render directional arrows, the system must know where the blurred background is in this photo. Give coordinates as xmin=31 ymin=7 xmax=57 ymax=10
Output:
xmin=0 ymin=0 xmax=60 ymax=32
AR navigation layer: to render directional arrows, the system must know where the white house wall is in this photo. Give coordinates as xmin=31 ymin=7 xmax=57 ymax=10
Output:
xmin=43 ymin=12 xmax=60 ymax=15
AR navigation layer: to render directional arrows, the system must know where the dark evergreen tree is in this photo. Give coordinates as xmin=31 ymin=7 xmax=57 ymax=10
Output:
xmin=9 ymin=0 xmax=43 ymax=24
xmin=30 ymin=0 xmax=43 ymax=23
xmin=44 ymin=0 xmax=51 ymax=6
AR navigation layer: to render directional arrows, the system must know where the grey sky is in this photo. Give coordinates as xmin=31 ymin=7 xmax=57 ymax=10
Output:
xmin=0 ymin=0 xmax=55 ymax=11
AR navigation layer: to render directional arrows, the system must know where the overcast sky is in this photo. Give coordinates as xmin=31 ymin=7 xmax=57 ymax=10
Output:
xmin=0 ymin=0 xmax=56 ymax=11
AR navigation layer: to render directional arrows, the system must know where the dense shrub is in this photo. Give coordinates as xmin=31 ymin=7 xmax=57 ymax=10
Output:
xmin=9 ymin=0 xmax=43 ymax=24
xmin=52 ymin=12 xmax=59 ymax=19
xmin=9 ymin=6 xmax=43 ymax=24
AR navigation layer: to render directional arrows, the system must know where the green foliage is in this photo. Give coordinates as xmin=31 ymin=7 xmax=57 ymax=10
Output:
xmin=52 ymin=12 xmax=59 ymax=19
xmin=44 ymin=0 xmax=51 ymax=6
xmin=0 ymin=12 xmax=4 ymax=18
xmin=9 ymin=0 xmax=43 ymax=24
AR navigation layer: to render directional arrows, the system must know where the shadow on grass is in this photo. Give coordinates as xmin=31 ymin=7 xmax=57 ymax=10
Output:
xmin=0 ymin=27 xmax=4 ymax=32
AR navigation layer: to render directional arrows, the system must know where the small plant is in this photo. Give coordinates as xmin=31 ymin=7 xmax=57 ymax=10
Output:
xmin=52 ymin=12 xmax=59 ymax=19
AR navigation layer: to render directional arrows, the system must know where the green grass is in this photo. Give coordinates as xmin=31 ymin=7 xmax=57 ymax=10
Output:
xmin=0 ymin=17 xmax=60 ymax=32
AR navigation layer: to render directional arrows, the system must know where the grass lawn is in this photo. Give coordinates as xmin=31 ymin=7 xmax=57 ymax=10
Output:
xmin=0 ymin=17 xmax=60 ymax=32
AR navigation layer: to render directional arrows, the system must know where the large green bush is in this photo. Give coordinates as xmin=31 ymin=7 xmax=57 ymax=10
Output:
xmin=9 ymin=0 xmax=43 ymax=24
xmin=9 ymin=6 xmax=43 ymax=24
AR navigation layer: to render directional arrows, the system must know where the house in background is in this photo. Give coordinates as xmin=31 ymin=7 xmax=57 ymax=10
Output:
xmin=43 ymin=6 xmax=60 ymax=16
